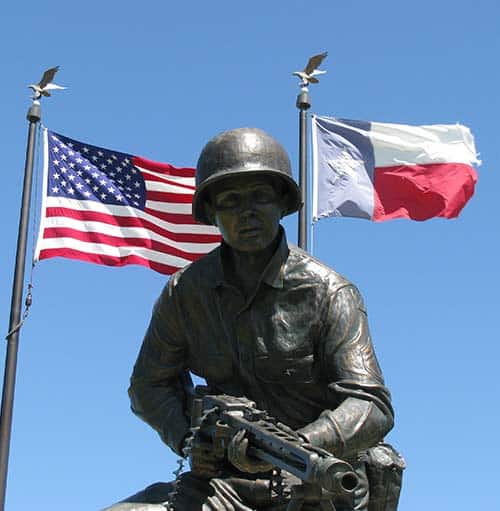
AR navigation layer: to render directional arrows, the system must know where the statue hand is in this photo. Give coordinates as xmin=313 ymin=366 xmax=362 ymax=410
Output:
xmin=188 ymin=433 xmax=224 ymax=479
xmin=227 ymin=429 xmax=274 ymax=474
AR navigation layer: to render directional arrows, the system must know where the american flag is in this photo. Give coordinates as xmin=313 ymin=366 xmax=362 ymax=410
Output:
xmin=35 ymin=129 xmax=221 ymax=275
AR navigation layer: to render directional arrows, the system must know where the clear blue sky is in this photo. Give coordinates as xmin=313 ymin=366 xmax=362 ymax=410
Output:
xmin=2 ymin=1 xmax=499 ymax=509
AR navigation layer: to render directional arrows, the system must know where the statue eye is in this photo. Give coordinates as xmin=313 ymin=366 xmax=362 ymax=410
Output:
xmin=214 ymin=192 xmax=240 ymax=210
xmin=254 ymin=186 xmax=277 ymax=204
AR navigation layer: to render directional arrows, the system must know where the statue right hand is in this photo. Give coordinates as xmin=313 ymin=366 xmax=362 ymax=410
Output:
xmin=187 ymin=434 xmax=224 ymax=479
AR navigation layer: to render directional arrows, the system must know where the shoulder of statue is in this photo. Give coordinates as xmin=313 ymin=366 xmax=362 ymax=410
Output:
xmin=167 ymin=244 xmax=222 ymax=292
xmin=286 ymin=244 xmax=353 ymax=290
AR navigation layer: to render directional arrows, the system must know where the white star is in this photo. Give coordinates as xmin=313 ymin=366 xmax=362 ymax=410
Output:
xmin=133 ymin=201 xmax=139 ymax=206
xmin=130 ymin=168 xmax=137 ymax=174
xmin=107 ymin=186 xmax=115 ymax=193
xmin=123 ymin=158 xmax=130 ymax=164
xmin=68 ymin=174 xmax=76 ymax=181
xmin=107 ymin=158 xmax=113 ymax=164
xmin=100 ymin=193 xmax=107 ymax=200
xmin=84 ymin=165 xmax=91 ymax=171
xmin=134 ymin=181 xmax=141 ymax=188
xmin=82 ymin=147 xmax=89 ymax=153
xmin=99 ymin=179 xmax=107 ymax=186
xmin=116 ymin=167 xmax=122 ymax=173
xmin=76 ymin=170 xmax=83 ymax=176
xmin=76 ymin=183 xmax=84 ymax=190
xmin=92 ymin=172 xmax=99 ymax=178
xmin=53 ymin=147 xmax=59 ymax=153
xmin=51 ymin=136 xmax=59 ymax=142
xmin=100 ymin=163 xmax=107 ymax=170
xmin=98 ymin=151 xmax=104 ymax=157
xmin=61 ymin=154 xmax=67 ymax=160
xmin=76 ymin=158 xmax=83 ymax=163
xmin=67 ymin=142 xmax=74 ymax=148
xmin=69 ymin=162 xmax=75 ymax=168
xmin=327 ymin=150 xmax=362 ymax=181
xmin=68 ymin=150 xmax=74 ymax=156
xmin=85 ymin=178 xmax=91 ymax=184
xmin=109 ymin=172 xmax=116 ymax=178
xmin=134 ymin=193 xmax=140 ymax=199
xmin=51 ymin=186 xmax=59 ymax=193
xmin=92 ymin=186 xmax=99 ymax=192
xmin=111 ymin=154 xmax=117 ymax=160
xmin=115 ymin=194 xmax=123 ymax=201
xmin=83 ymin=191 xmax=91 ymax=198
xmin=67 ymin=188 xmax=75 ymax=195
xmin=125 ymin=193 xmax=131 ymax=198
xmin=53 ymin=172 xmax=60 ymax=180
xmin=91 ymin=156 xmax=98 ymax=161
xmin=61 ymin=180 xmax=67 ymax=187
xmin=60 ymin=167 xmax=67 ymax=173
xmin=53 ymin=160 xmax=60 ymax=166
xmin=125 ymin=174 xmax=132 ymax=180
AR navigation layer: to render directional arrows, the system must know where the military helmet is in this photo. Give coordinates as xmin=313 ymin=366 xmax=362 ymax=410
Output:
xmin=193 ymin=127 xmax=302 ymax=225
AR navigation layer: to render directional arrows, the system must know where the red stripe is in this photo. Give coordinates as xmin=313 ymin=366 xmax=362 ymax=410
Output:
xmin=45 ymin=207 xmax=221 ymax=243
xmin=42 ymin=227 xmax=209 ymax=259
xmin=144 ymin=172 xmax=196 ymax=191
xmin=373 ymin=162 xmax=478 ymax=221
xmin=143 ymin=207 xmax=200 ymax=225
xmin=146 ymin=191 xmax=194 ymax=203
xmin=38 ymin=247 xmax=181 ymax=275
xmin=133 ymin=156 xmax=195 ymax=177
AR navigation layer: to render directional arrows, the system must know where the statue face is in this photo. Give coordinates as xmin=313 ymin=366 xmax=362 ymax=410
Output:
xmin=208 ymin=175 xmax=285 ymax=252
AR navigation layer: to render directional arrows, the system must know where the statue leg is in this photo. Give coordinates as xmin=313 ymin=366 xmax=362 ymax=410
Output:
xmin=171 ymin=472 xmax=273 ymax=511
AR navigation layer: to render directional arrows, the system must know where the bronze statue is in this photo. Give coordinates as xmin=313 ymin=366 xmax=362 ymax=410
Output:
xmin=111 ymin=128 xmax=404 ymax=511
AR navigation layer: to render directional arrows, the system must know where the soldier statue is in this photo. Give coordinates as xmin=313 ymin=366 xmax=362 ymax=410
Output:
xmin=112 ymin=128 xmax=403 ymax=511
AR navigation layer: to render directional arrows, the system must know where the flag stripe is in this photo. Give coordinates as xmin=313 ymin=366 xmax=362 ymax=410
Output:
xmin=37 ymin=247 xmax=180 ymax=275
xmin=371 ymin=122 xmax=479 ymax=168
xmin=144 ymin=178 xmax=196 ymax=193
xmin=146 ymin=191 xmax=194 ymax=203
xmin=132 ymin=156 xmax=196 ymax=177
xmin=38 ymin=237 xmax=194 ymax=267
xmin=373 ymin=162 xmax=478 ymax=221
xmin=144 ymin=201 xmax=193 ymax=215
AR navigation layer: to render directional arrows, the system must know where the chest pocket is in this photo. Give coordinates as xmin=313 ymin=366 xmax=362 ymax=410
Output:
xmin=254 ymin=352 xmax=315 ymax=384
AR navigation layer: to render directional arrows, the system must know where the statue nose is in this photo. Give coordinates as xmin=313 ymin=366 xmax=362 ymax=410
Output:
xmin=238 ymin=195 xmax=257 ymax=215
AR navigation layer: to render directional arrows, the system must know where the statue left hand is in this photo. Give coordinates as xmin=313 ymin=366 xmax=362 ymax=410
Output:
xmin=227 ymin=429 xmax=274 ymax=474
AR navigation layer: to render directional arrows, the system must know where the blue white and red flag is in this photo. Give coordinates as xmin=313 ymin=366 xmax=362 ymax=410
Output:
xmin=35 ymin=129 xmax=221 ymax=275
xmin=311 ymin=116 xmax=480 ymax=222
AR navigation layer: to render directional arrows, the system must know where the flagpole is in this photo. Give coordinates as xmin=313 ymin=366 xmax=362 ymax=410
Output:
xmin=0 ymin=99 xmax=41 ymax=511
xmin=296 ymin=90 xmax=310 ymax=251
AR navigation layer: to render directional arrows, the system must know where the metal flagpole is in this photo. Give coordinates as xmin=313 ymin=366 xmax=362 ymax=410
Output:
xmin=293 ymin=52 xmax=327 ymax=252
xmin=0 ymin=99 xmax=41 ymax=511
xmin=296 ymin=90 xmax=310 ymax=251
xmin=0 ymin=66 xmax=63 ymax=510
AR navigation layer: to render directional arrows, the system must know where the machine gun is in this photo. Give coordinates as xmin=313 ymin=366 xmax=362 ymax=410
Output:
xmin=189 ymin=393 xmax=359 ymax=511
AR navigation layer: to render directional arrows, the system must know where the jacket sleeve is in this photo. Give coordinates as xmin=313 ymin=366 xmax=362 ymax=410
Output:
xmin=128 ymin=275 xmax=190 ymax=455
xmin=298 ymin=284 xmax=394 ymax=459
